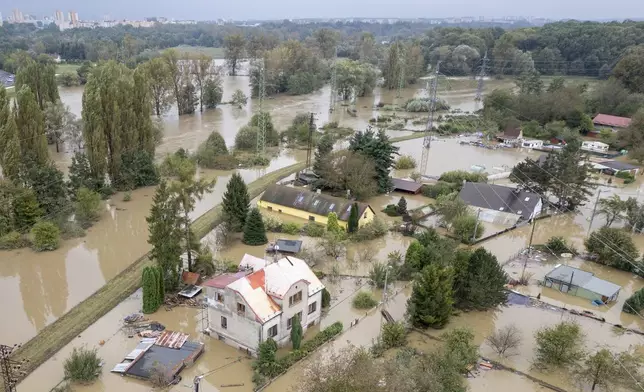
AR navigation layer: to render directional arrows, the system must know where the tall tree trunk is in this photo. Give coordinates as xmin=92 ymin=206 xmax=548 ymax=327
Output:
xmin=55 ymin=140 xmax=59 ymax=153
xmin=184 ymin=208 xmax=192 ymax=272
xmin=155 ymin=101 xmax=160 ymax=116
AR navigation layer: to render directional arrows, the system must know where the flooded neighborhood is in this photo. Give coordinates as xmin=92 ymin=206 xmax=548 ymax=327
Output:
xmin=1 ymin=14 xmax=644 ymax=392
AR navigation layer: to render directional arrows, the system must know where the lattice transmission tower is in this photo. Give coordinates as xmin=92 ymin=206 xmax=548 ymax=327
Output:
xmin=1 ymin=344 xmax=27 ymax=392
xmin=475 ymin=50 xmax=489 ymax=103
xmin=256 ymin=57 xmax=267 ymax=157
xmin=420 ymin=62 xmax=441 ymax=176
xmin=329 ymin=47 xmax=338 ymax=113
xmin=396 ymin=52 xmax=406 ymax=99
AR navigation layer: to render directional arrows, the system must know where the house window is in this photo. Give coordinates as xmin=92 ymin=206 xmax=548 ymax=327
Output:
xmin=221 ymin=316 xmax=227 ymax=329
xmin=237 ymin=303 xmax=246 ymax=313
xmin=287 ymin=311 xmax=303 ymax=330
xmin=309 ymin=215 xmax=315 ymax=221
xmin=308 ymin=301 xmax=317 ymax=314
xmin=215 ymin=293 xmax=224 ymax=303
xmin=268 ymin=325 xmax=278 ymax=338
xmin=289 ymin=291 xmax=303 ymax=307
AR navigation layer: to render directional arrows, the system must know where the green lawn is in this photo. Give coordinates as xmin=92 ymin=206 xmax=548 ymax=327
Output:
xmin=167 ymin=45 xmax=226 ymax=59
xmin=55 ymin=63 xmax=80 ymax=74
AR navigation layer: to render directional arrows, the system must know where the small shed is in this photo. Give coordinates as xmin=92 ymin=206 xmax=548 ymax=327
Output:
xmin=543 ymin=264 xmax=621 ymax=303
xmin=391 ymin=178 xmax=423 ymax=194
xmin=592 ymin=113 xmax=631 ymax=131
xmin=267 ymin=239 xmax=303 ymax=254
xmin=596 ymin=160 xmax=640 ymax=176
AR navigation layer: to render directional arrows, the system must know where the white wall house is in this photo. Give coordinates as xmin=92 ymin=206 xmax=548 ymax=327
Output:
xmin=581 ymin=141 xmax=609 ymax=153
xmin=521 ymin=139 xmax=543 ymax=149
xmin=203 ymin=255 xmax=324 ymax=356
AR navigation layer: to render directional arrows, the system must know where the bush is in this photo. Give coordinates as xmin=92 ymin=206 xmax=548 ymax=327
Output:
xmin=58 ymin=221 xmax=86 ymax=240
xmin=63 ymin=347 xmax=102 ymax=383
xmin=352 ymin=291 xmax=378 ymax=309
xmin=624 ymin=288 xmax=644 ymax=314
xmin=303 ymin=222 xmax=325 ymax=237
xmin=369 ymin=262 xmax=393 ymax=288
xmin=322 ymin=287 xmax=331 ymax=308
xmin=421 ymin=181 xmax=461 ymax=198
xmin=31 ymin=221 xmax=61 ymax=251
xmin=196 ymin=132 xmax=230 ymax=168
xmin=383 ymin=204 xmax=400 ymax=216
xmin=395 ymin=155 xmax=417 ymax=170
xmin=263 ymin=215 xmax=284 ymax=232
xmin=616 ymin=171 xmax=636 ymax=183
xmin=235 ymin=125 xmax=262 ymax=150
xmin=231 ymin=89 xmax=248 ymax=107
xmin=439 ymin=170 xmax=487 ymax=184
xmin=404 ymin=97 xmax=450 ymax=112
xmin=160 ymin=150 xmax=196 ymax=180
xmin=352 ymin=217 xmax=388 ymax=242
xmin=585 ymin=227 xmax=639 ymax=272
xmin=75 ymin=187 xmax=102 ymax=228
xmin=282 ymin=222 xmax=301 ymax=235
xmin=545 ymin=236 xmax=576 ymax=255
xmin=0 ymin=231 xmax=30 ymax=249
xmin=123 ymin=191 xmax=132 ymax=202
xmin=452 ymin=214 xmax=484 ymax=244
xmin=57 ymin=72 xmax=80 ymax=87
xmin=381 ymin=321 xmax=407 ymax=348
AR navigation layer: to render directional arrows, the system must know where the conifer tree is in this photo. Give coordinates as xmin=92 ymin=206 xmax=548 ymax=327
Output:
xmin=156 ymin=265 xmax=165 ymax=303
xmin=243 ymin=208 xmax=268 ymax=245
xmin=222 ymin=173 xmax=250 ymax=232
xmin=407 ymin=264 xmax=454 ymax=329
xmin=349 ymin=128 xmax=398 ymax=194
xmin=1 ymin=115 xmax=21 ymax=182
xmin=453 ymin=248 xmax=509 ymax=310
xmin=313 ymin=133 xmax=334 ymax=178
xmin=147 ymin=181 xmax=183 ymax=290
xmin=13 ymin=188 xmax=43 ymax=232
xmin=347 ymin=202 xmax=360 ymax=233
xmin=142 ymin=266 xmax=160 ymax=313
xmin=290 ymin=313 xmax=303 ymax=350
xmin=397 ymin=196 xmax=408 ymax=216
xmin=15 ymin=87 xmax=48 ymax=166
xmin=326 ymin=212 xmax=342 ymax=234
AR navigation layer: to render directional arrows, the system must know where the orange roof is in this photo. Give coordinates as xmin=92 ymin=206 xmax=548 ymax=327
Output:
xmin=182 ymin=271 xmax=200 ymax=285
xmin=247 ymin=269 xmax=265 ymax=290
xmin=593 ymin=114 xmax=631 ymax=128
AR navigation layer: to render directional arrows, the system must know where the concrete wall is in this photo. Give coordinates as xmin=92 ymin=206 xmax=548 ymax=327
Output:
xmin=206 ymin=286 xmax=262 ymax=353
xmin=257 ymin=201 xmax=374 ymax=229
xmin=275 ymin=281 xmax=311 ymax=345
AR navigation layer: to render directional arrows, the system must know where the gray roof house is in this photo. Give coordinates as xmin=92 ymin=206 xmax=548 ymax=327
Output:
xmin=543 ymin=264 xmax=621 ymax=303
xmin=458 ymin=182 xmax=542 ymax=225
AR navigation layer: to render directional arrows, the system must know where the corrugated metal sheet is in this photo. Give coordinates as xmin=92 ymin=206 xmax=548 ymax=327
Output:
xmin=155 ymin=331 xmax=189 ymax=349
xmin=111 ymin=362 xmax=132 ymax=373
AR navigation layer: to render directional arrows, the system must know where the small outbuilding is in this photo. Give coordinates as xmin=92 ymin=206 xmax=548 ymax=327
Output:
xmin=592 ymin=113 xmax=632 ymax=132
xmin=498 ymin=127 xmax=523 ymax=144
xmin=458 ymin=182 xmax=542 ymax=225
xmin=543 ymin=264 xmax=621 ymax=303
xmin=391 ymin=178 xmax=423 ymax=194
xmin=594 ymin=160 xmax=640 ymax=176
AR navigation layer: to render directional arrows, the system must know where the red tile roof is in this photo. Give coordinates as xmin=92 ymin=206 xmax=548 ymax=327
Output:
xmin=247 ymin=269 xmax=265 ymax=290
xmin=504 ymin=127 xmax=521 ymax=137
xmin=202 ymin=271 xmax=248 ymax=288
xmin=181 ymin=271 xmax=200 ymax=285
xmin=592 ymin=114 xmax=631 ymax=128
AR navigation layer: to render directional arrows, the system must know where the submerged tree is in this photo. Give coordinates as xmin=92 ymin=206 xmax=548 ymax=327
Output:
xmin=16 ymin=86 xmax=48 ymax=166
xmin=349 ymin=128 xmax=399 ymax=194
xmin=142 ymin=265 xmax=162 ymax=313
xmin=224 ymin=34 xmax=246 ymax=76
xmin=139 ymin=57 xmax=173 ymax=116
xmin=534 ymin=322 xmax=585 ymax=369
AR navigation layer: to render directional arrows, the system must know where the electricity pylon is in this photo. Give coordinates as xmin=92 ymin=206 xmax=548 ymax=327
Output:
xmin=475 ymin=50 xmax=488 ymax=102
xmin=420 ymin=62 xmax=441 ymax=176
xmin=329 ymin=47 xmax=338 ymax=113
xmin=1 ymin=344 xmax=28 ymax=392
xmin=256 ymin=57 xmax=267 ymax=157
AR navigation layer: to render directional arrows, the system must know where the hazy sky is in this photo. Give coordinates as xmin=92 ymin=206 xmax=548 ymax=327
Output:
xmin=3 ymin=0 xmax=644 ymax=21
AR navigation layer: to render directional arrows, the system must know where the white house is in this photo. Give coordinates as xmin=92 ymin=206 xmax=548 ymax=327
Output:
xmin=581 ymin=141 xmax=609 ymax=153
xmin=203 ymin=255 xmax=324 ymax=356
xmin=521 ymin=139 xmax=543 ymax=149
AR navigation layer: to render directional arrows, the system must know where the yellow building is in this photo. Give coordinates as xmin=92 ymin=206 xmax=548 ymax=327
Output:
xmin=258 ymin=185 xmax=375 ymax=229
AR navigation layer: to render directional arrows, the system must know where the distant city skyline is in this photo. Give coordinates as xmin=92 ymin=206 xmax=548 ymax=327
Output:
xmin=2 ymin=0 xmax=644 ymax=22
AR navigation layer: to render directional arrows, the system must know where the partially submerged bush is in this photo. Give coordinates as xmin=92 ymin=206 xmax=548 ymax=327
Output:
xmin=381 ymin=321 xmax=407 ymax=348
xmin=31 ymin=221 xmax=61 ymax=251
xmin=383 ymin=204 xmax=399 ymax=216
xmin=405 ymin=97 xmax=450 ymax=112
xmin=303 ymin=222 xmax=325 ymax=237
xmin=282 ymin=222 xmax=301 ymax=235
xmin=352 ymin=291 xmax=378 ymax=309
xmin=395 ymin=155 xmax=417 ymax=170
xmin=352 ymin=217 xmax=388 ymax=242
xmin=196 ymin=132 xmax=230 ymax=169
xmin=421 ymin=181 xmax=461 ymax=198
xmin=263 ymin=215 xmax=284 ymax=233
xmin=439 ymin=170 xmax=487 ymax=184
xmin=0 ymin=231 xmax=30 ymax=249
xmin=545 ymin=236 xmax=576 ymax=255
xmin=64 ymin=347 xmax=102 ymax=383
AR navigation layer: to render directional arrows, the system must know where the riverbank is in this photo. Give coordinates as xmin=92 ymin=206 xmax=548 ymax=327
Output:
xmin=7 ymin=133 xmax=428 ymax=388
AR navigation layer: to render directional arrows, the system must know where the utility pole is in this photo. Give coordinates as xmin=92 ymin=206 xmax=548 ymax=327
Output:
xmin=305 ymin=113 xmax=315 ymax=170
xmin=329 ymin=46 xmax=338 ymax=113
xmin=471 ymin=209 xmax=481 ymax=243
xmin=380 ymin=266 xmax=392 ymax=331
xmin=1 ymin=344 xmax=27 ymax=392
xmin=396 ymin=52 xmax=405 ymax=99
xmin=256 ymin=57 xmax=267 ymax=157
xmin=420 ymin=61 xmax=441 ymax=176
xmin=633 ymin=187 xmax=641 ymax=234
xmin=587 ymin=189 xmax=605 ymax=237
xmin=527 ymin=216 xmax=537 ymax=255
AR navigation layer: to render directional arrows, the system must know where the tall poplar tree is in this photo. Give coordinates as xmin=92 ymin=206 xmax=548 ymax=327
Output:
xmin=15 ymin=86 xmax=48 ymax=166
xmin=82 ymin=61 xmax=155 ymax=186
xmin=1 ymin=116 xmax=21 ymax=182
xmin=147 ymin=181 xmax=183 ymax=290
xmin=139 ymin=57 xmax=172 ymax=116
xmin=221 ymin=173 xmax=250 ymax=232
xmin=15 ymin=57 xmax=59 ymax=110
